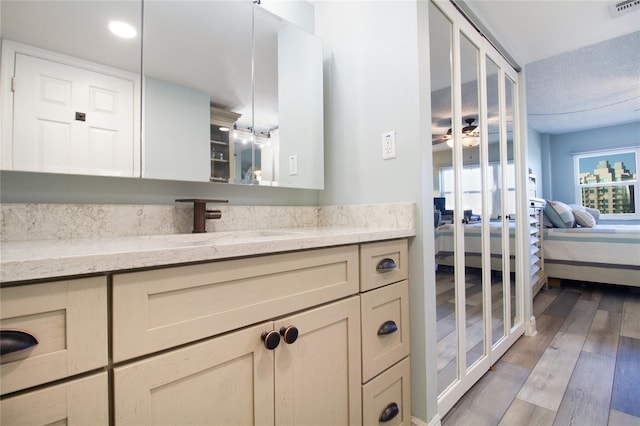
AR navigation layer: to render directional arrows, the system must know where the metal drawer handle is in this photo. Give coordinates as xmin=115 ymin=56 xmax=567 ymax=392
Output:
xmin=376 ymin=258 xmax=397 ymax=272
xmin=377 ymin=320 xmax=398 ymax=336
xmin=0 ymin=330 xmax=38 ymax=362
xmin=379 ymin=402 xmax=400 ymax=422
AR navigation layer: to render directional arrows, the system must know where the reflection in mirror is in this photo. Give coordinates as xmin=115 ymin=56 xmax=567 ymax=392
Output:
xmin=486 ymin=58 xmax=506 ymax=347
xmin=1 ymin=1 xmax=142 ymax=177
xmin=459 ymin=32 xmax=484 ymax=371
xmin=142 ymin=1 xmax=252 ymax=183
xmin=143 ymin=1 xmax=323 ymax=188
xmin=505 ymin=75 xmax=519 ymax=329
xmin=429 ymin=1 xmax=458 ymax=396
xmin=253 ymin=5 xmax=324 ymax=188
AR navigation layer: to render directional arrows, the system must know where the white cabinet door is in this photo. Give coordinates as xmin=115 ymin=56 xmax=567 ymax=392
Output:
xmin=274 ymin=296 xmax=362 ymax=426
xmin=114 ymin=322 xmax=275 ymax=426
xmin=12 ymin=53 xmax=136 ymax=176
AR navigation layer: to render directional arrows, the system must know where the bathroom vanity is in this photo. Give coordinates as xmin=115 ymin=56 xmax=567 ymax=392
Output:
xmin=0 ymin=226 xmax=413 ymax=425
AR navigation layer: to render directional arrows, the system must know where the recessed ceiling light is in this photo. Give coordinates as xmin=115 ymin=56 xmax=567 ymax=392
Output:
xmin=219 ymin=127 xmax=230 ymax=132
xmin=109 ymin=21 xmax=137 ymax=39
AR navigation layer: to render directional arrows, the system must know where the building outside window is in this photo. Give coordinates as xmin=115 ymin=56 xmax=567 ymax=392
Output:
xmin=574 ymin=148 xmax=639 ymax=219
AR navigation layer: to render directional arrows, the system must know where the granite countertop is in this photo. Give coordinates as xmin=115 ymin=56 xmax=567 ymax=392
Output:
xmin=0 ymin=226 xmax=415 ymax=283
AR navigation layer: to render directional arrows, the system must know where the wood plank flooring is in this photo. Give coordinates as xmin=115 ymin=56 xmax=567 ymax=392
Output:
xmin=442 ymin=282 xmax=640 ymax=426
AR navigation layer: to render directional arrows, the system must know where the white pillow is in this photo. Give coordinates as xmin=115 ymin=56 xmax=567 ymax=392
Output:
xmin=573 ymin=209 xmax=596 ymax=228
xmin=570 ymin=204 xmax=600 ymax=223
xmin=544 ymin=200 xmax=576 ymax=228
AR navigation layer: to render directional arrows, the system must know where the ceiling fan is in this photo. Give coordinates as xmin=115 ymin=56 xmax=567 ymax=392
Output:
xmin=432 ymin=118 xmax=480 ymax=147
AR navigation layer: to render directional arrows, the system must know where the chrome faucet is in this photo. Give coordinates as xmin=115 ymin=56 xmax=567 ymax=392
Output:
xmin=175 ymin=199 xmax=228 ymax=233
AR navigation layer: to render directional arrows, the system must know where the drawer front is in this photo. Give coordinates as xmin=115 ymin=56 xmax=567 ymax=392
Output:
xmin=362 ymin=357 xmax=411 ymax=426
xmin=112 ymin=245 xmax=359 ymax=362
xmin=360 ymin=239 xmax=408 ymax=292
xmin=0 ymin=277 xmax=108 ymax=395
xmin=361 ymin=280 xmax=410 ymax=382
xmin=1 ymin=371 xmax=108 ymax=426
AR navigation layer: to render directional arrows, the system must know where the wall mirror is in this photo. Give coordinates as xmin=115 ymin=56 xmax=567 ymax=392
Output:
xmin=1 ymin=0 xmax=324 ymax=190
xmin=429 ymin=0 xmax=524 ymax=416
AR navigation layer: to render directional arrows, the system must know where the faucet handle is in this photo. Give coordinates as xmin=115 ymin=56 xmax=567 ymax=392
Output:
xmin=176 ymin=199 xmax=228 ymax=233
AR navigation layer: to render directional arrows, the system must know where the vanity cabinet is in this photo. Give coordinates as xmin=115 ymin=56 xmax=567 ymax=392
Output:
xmin=359 ymin=239 xmax=412 ymax=425
xmin=1 ymin=237 xmax=410 ymax=425
xmin=0 ymin=276 xmax=109 ymax=425
xmin=115 ymin=297 xmax=361 ymax=425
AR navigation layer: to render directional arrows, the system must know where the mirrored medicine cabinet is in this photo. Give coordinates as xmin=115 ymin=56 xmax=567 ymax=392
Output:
xmin=0 ymin=0 xmax=324 ymax=190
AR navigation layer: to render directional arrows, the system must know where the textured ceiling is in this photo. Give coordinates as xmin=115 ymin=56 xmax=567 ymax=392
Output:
xmin=526 ymin=31 xmax=640 ymax=134
xmin=465 ymin=0 xmax=640 ymax=135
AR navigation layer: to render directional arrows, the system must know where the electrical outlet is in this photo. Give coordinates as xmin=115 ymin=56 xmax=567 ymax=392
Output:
xmin=289 ymin=155 xmax=298 ymax=175
xmin=382 ymin=131 xmax=396 ymax=160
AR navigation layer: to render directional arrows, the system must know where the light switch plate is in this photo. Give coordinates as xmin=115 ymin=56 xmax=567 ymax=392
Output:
xmin=382 ymin=131 xmax=396 ymax=160
xmin=289 ymin=155 xmax=298 ymax=175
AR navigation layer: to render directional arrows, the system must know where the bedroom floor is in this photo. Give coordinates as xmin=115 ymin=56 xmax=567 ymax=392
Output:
xmin=442 ymin=281 xmax=640 ymax=426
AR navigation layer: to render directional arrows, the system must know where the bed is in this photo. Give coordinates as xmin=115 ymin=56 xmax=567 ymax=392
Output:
xmin=434 ymin=222 xmax=516 ymax=272
xmin=543 ymin=224 xmax=640 ymax=287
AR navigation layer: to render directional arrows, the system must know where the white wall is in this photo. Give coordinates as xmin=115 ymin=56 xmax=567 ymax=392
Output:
xmin=315 ymin=1 xmax=437 ymax=423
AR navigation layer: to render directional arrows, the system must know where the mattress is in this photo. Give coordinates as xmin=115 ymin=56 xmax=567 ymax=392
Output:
xmin=543 ymin=224 xmax=640 ymax=286
xmin=434 ymin=222 xmax=516 ymax=269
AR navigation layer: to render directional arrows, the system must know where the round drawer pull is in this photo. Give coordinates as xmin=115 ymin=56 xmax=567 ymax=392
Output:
xmin=0 ymin=330 xmax=38 ymax=362
xmin=379 ymin=402 xmax=399 ymax=422
xmin=261 ymin=330 xmax=281 ymax=350
xmin=279 ymin=326 xmax=299 ymax=344
xmin=377 ymin=320 xmax=398 ymax=336
xmin=376 ymin=258 xmax=397 ymax=273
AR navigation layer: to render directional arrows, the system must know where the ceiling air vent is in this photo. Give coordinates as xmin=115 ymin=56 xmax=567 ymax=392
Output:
xmin=609 ymin=0 xmax=640 ymax=17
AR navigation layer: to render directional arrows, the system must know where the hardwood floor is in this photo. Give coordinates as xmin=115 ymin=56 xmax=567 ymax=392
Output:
xmin=442 ymin=281 xmax=640 ymax=426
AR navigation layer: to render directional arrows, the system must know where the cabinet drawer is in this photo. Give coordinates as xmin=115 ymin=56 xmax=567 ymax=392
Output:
xmin=112 ymin=245 xmax=359 ymax=361
xmin=360 ymin=239 xmax=408 ymax=292
xmin=361 ymin=280 xmax=410 ymax=382
xmin=1 ymin=372 xmax=108 ymax=426
xmin=362 ymin=357 xmax=411 ymax=426
xmin=0 ymin=277 xmax=108 ymax=395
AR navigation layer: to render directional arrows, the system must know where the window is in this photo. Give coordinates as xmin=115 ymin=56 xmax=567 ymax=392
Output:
xmin=574 ymin=148 xmax=639 ymax=219
xmin=439 ymin=162 xmax=515 ymax=219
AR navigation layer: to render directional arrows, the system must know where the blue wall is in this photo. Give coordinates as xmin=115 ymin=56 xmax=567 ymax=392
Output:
xmin=544 ymin=121 xmax=640 ymax=203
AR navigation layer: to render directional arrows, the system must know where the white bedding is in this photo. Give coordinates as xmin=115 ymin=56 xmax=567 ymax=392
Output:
xmin=543 ymin=225 xmax=640 ymax=267
xmin=434 ymin=222 xmax=516 ymax=262
xmin=543 ymin=224 xmax=640 ymax=286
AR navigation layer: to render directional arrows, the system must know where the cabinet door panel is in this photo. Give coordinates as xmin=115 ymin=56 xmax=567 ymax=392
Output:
xmin=274 ymin=296 xmax=362 ymax=426
xmin=114 ymin=322 xmax=274 ymax=426
xmin=0 ymin=372 xmax=108 ymax=426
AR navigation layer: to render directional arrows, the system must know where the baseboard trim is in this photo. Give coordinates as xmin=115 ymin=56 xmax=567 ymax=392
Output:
xmin=412 ymin=413 xmax=441 ymax=426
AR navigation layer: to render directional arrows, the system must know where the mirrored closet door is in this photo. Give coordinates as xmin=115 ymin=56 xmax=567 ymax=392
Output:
xmin=429 ymin=0 xmax=526 ymax=416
